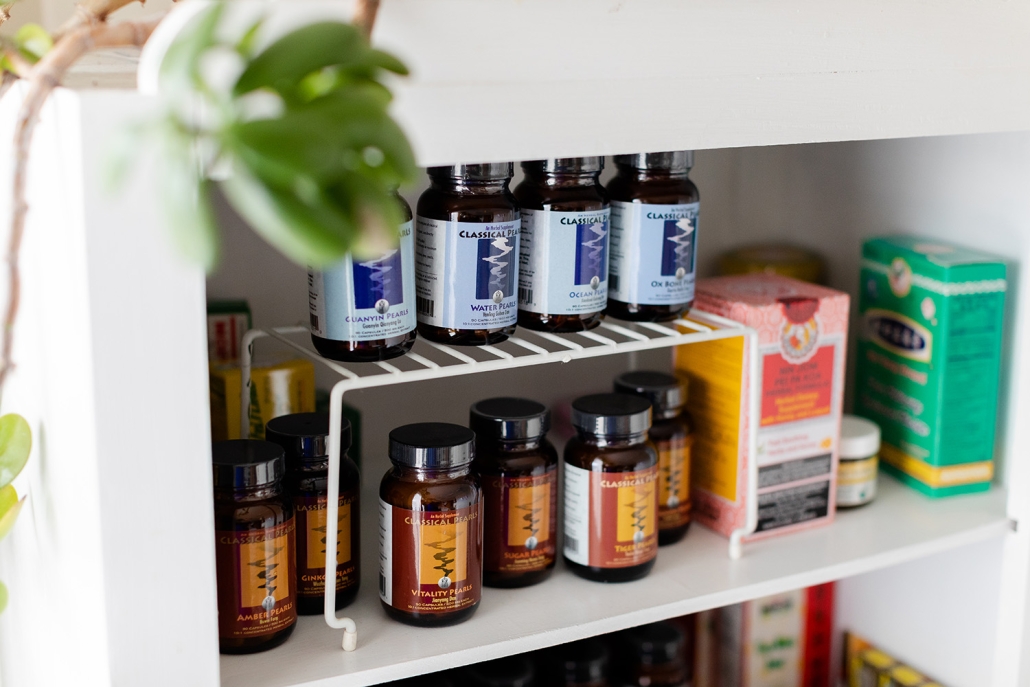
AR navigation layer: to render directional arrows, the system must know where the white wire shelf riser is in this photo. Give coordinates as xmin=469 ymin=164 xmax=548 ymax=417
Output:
xmin=238 ymin=312 xmax=760 ymax=644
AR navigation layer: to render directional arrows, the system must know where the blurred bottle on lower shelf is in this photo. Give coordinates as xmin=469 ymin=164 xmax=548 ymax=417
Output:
xmin=464 ymin=655 xmax=536 ymax=687
xmin=616 ymin=621 xmax=690 ymax=687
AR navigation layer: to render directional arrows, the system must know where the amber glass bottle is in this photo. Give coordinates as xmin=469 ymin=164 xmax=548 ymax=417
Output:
xmin=513 ymin=158 xmax=610 ymax=332
xmin=309 ymin=194 xmax=417 ymax=362
xmin=613 ymin=371 xmax=693 ymax=546
xmin=416 ymin=164 xmax=520 ymax=346
xmin=563 ymin=393 xmax=659 ymax=583
xmin=606 ymin=152 xmax=700 ymax=322
xmin=551 ymin=637 xmax=610 ymax=687
xmin=379 ymin=423 xmax=483 ymax=626
xmin=266 ymin=412 xmax=360 ymax=615
xmin=470 ymin=397 xmax=559 ymax=588
xmin=618 ymin=622 xmax=689 ymax=687
xmin=212 ymin=440 xmax=297 ymax=654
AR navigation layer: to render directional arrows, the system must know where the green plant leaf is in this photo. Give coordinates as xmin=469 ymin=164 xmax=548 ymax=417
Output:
xmin=104 ymin=119 xmax=163 ymax=193
xmin=15 ymin=24 xmax=52 ymax=63
xmin=160 ymin=2 xmax=226 ymax=94
xmin=0 ymin=486 xmax=24 ymax=541
xmin=235 ymin=17 xmax=265 ymax=59
xmin=0 ymin=485 xmax=16 ymax=517
xmin=229 ymin=86 xmax=395 ymax=183
xmin=0 ymin=580 xmax=8 ymax=614
xmin=161 ymin=138 xmax=220 ymax=271
xmin=229 ymin=89 xmax=417 ymax=187
xmin=220 ymin=167 xmax=353 ymax=267
xmin=327 ymin=171 xmax=404 ymax=257
xmin=0 ymin=414 xmax=31 ymax=489
xmin=233 ymin=22 xmax=364 ymax=97
xmin=356 ymin=48 xmax=409 ymax=76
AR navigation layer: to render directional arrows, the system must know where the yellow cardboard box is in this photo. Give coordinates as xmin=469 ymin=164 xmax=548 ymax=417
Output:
xmin=210 ymin=357 xmax=316 ymax=441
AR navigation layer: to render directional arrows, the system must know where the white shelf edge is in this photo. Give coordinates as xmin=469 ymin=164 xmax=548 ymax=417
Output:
xmin=106 ymin=0 xmax=1030 ymax=163
xmin=219 ymin=479 xmax=1011 ymax=687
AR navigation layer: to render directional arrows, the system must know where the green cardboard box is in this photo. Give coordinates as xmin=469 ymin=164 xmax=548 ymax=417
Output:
xmin=854 ymin=236 xmax=1006 ymax=497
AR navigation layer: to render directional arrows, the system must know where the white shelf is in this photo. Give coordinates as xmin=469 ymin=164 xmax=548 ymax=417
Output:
xmin=219 ymin=477 xmax=1010 ymax=687
xmin=130 ymin=0 xmax=1030 ymax=167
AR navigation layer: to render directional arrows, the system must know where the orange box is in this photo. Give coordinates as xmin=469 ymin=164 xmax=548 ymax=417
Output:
xmin=678 ymin=274 xmax=849 ymax=540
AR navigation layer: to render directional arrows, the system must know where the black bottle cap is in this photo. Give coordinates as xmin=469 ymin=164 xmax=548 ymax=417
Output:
xmin=571 ymin=393 xmax=652 ymax=437
xmin=212 ymin=440 xmax=285 ymax=489
xmin=265 ymin=412 xmax=352 ymax=463
xmin=613 ymin=151 xmax=694 ymax=172
xmin=622 ymin=621 xmax=685 ymax=666
xmin=522 ymin=157 xmax=604 ymax=175
xmin=389 ymin=423 xmax=476 ymax=469
xmin=429 ymin=163 xmax=514 ymax=181
xmin=469 ymin=397 xmax=550 ymax=442
xmin=557 ymin=637 xmax=610 ymax=684
xmin=465 ymin=655 xmax=535 ymax=687
xmin=613 ymin=371 xmax=688 ymax=416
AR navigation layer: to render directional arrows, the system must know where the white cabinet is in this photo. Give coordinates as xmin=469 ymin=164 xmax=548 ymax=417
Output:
xmin=1 ymin=2 xmax=1029 ymax=686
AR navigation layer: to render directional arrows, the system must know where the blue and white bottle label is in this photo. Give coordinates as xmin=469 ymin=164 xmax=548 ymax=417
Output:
xmin=518 ymin=208 xmax=610 ymax=315
xmin=308 ymin=220 xmax=416 ymax=342
xmin=609 ymin=201 xmax=699 ymax=307
xmin=415 ymin=216 xmax=520 ymax=330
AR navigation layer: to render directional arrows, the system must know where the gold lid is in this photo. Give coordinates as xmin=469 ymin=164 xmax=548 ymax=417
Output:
xmin=719 ymin=244 xmax=826 ymax=284
xmin=888 ymin=665 xmax=926 ymax=686
xmin=860 ymin=649 xmax=898 ymax=670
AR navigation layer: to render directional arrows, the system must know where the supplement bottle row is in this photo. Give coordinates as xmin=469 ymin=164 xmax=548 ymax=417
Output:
xmin=213 ymin=372 xmax=693 ymax=648
xmin=309 ymin=153 xmax=700 ymax=361
xmin=380 ymin=371 xmax=693 ymax=627
xmin=383 ymin=619 xmax=692 ymax=687
xmin=212 ymin=413 xmax=361 ymax=654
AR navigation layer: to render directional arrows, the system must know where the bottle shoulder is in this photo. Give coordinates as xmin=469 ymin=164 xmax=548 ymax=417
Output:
xmin=563 ymin=436 xmax=658 ymax=472
xmin=607 ymin=174 xmax=699 ymax=205
xmin=472 ymin=441 xmax=559 ymax=476
xmin=649 ymin=415 xmax=693 ymax=443
xmin=379 ymin=466 xmax=480 ymax=510
xmin=417 ymin=186 xmax=519 ymax=223
xmin=513 ymin=180 xmax=609 ymax=212
xmin=213 ymin=495 xmax=293 ymax=530
xmin=284 ymin=455 xmax=361 ymax=496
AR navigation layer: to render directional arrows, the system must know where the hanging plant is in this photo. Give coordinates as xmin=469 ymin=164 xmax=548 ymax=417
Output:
xmin=0 ymin=413 xmax=31 ymax=612
xmin=134 ymin=1 xmax=418 ymax=270
xmin=1 ymin=0 xmax=410 ymax=615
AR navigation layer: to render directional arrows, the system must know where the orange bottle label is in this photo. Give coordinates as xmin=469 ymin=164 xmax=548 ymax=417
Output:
xmin=379 ymin=502 xmax=483 ymax=615
xmin=215 ymin=519 xmax=297 ymax=639
xmin=295 ymin=490 xmax=359 ymax=599
xmin=483 ymin=469 xmax=557 ymax=574
xmin=657 ymin=435 xmax=692 ymax=529
xmin=564 ymin=464 xmax=659 ymax=569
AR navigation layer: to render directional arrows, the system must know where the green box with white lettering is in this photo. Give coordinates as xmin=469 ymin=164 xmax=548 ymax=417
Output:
xmin=854 ymin=236 xmax=1006 ymax=497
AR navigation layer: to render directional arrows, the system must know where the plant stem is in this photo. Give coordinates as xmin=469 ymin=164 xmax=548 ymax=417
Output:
xmin=1 ymin=17 xmax=160 ymax=396
xmin=353 ymin=0 xmax=379 ymax=39
xmin=0 ymin=72 xmax=15 ymax=101
xmin=53 ymin=0 xmax=145 ymax=41
xmin=2 ymin=49 xmax=33 ymax=78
